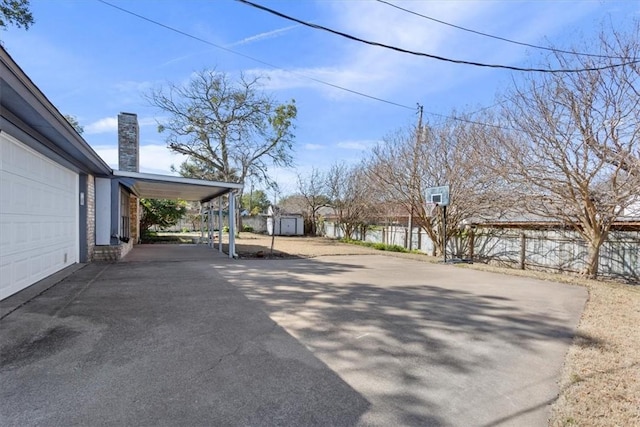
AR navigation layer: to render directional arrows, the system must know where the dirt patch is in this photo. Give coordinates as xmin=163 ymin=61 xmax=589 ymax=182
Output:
xmin=231 ymin=233 xmax=390 ymax=258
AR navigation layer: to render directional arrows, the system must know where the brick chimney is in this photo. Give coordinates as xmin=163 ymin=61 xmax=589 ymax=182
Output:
xmin=118 ymin=112 xmax=139 ymax=172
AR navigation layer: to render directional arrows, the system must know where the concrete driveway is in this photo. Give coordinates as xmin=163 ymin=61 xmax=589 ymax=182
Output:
xmin=1 ymin=246 xmax=587 ymax=426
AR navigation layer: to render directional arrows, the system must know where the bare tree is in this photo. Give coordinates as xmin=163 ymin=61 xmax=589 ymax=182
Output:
xmin=278 ymin=194 xmax=306 ymax=214
xmin=296 ymin=167 xmax=329 ymax=235
xmin=366 ymin=115 xmax=504 ymax=256
xmin=574 ymin=25 xmax=640 ymax=177
xmin=366 ymin=127 xmax=435 ymax=250
xmin=493 ymin=24 xmax=640 ymax=278
xmin=326 ymin=163 xmax=379 ymax=240
xmin=148 ymin=69 xmax=297 ymax=198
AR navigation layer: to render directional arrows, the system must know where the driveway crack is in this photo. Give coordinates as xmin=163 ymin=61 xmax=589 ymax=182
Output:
xmin=198 ymin=320 xmax=278 ymax=377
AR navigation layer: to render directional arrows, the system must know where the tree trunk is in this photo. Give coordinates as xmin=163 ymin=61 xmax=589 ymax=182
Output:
xmin=584 ymin=240 xmax=602 ymax=279
xmin=310 ymin=213 xmax=317 ymax=236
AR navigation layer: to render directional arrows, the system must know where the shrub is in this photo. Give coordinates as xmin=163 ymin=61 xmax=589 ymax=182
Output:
xmin=140 ymin=233 xmax=190 ymax=244
xmin=340 ymin=238 xmax=409 ymax=253
xmin=242 ymin=225 xmax=254 ymax=232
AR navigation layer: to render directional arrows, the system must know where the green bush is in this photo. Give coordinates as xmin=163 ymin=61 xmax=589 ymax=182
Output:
xmin=140 ymin=233 xmax=190 ymax=244
xmin=340 ymin=238 xmax=409 ymax=253
xmin=222 ymin=226 xmax=229 ymax=233
xmin=242 ymin=225 xmax=254 ymax=232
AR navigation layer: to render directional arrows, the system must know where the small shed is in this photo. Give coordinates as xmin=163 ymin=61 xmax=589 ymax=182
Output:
xmin=267 ymin=206 xmax=304 ymax=236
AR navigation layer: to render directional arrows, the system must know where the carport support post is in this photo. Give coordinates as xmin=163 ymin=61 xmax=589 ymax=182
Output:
xmin=199 ymin=204 xmax=204 ymax=245
xmin=520 ymin=232 xmax=526 ymax=270
xmin=218 ymin=197 xmax=223 ymax=252
xmin=214 ymin=203 xmax=218 ymax=247
xmin=207 ymin=203 xmax=215 ymax=248
xmin=212 ymin=204 xmax=215 ymax=246
xmin=228 ymin=192 xmax=236 ymax=258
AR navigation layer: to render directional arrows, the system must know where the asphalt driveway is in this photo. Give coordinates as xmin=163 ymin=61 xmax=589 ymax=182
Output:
xmin=1 ymin=246 xmax=587 ymax=426
xmin=215 ymin=255 xmax=588 ymax=426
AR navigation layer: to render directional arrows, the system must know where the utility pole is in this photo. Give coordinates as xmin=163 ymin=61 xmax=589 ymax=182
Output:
xmin=407 ymin=104 xmax=423 ymax=251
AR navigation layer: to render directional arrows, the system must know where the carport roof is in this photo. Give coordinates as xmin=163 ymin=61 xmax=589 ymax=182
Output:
xmin=114 ymin=170 xmax=243 ymax=202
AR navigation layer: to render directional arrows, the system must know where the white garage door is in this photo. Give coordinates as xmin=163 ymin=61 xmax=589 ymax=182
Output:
xmin=0 ymin=132 xmax=79 ymax=300
xmin=280 ymin=218 xmax=297 ymax=235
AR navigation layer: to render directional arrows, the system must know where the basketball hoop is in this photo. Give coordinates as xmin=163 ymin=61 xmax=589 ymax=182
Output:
xmin=426 ymin=202 xmax=438 ymax=217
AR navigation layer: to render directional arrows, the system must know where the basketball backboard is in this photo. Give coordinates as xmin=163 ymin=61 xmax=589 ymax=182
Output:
xmin=425 ymin=185 xmax=450 ymax=206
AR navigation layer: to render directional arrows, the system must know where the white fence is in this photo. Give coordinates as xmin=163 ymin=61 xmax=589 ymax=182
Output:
xmin=163 ymin=215 xmax=268 ymax=233
xmin=323 ymin=222 xmax=639 ymax=283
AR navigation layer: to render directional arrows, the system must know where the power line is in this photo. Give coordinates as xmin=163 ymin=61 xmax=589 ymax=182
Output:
xmin=95 ymin=0 xmax=511 ymax=131
xmin=376 ymin=0 xmax=631 ymax=61
xmin=96 ymin=0 xmax=413 ymax=110
xmin=237 ymin=0 xmax=640 ymax=73
xmin=427 ymin=112 xmax=514 ymax=132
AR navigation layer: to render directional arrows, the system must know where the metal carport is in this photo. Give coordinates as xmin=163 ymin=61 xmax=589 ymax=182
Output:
xmin=113 ymin=170 xmax=244 ymax=258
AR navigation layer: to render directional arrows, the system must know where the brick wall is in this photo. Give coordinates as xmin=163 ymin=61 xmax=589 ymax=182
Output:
xmin=93 ymin=240 xmax=133 ymax=261
xmin=129 ymin=196 xmax=139 ymax=244
xmin=118 ymin=112 xmax=139 ymax=172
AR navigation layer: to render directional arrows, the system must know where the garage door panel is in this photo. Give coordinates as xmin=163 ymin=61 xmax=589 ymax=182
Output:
xmin=0 ymin=133 xmax=79 ymax=300
xmin=3 ymin=213 xmax=75 ymax=253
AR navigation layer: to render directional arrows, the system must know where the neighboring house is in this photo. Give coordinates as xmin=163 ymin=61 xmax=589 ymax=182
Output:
xmin=1 ymin=47 xmax=242 ymax=301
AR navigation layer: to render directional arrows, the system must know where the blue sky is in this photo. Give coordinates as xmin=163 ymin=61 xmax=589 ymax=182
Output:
xmin=2 ymin=0 xmax=638 ymax=194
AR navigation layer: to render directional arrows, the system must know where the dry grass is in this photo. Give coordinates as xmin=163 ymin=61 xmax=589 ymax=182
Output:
xmin=185 ymin=232 xmax=640 ymax=426
xmin=549 ymin=281 xmax=640 ymax=426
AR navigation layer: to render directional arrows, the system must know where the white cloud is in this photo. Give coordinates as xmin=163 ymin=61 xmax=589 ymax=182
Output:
xmin=91 ymin=143 xmax=188 ymax=175
xmin=138 ymin=116 xmax=160 ymax=127
xmin=248 ymin=65 xmax=378 ymax=100
xmin=85 ymin=115 xmax=158 ymax=135
xmin=113 ymin=80 xmax=155 ymax=93
xmin=336 ymin=140 xmax=379 ymax=151
xmin=92 ymin=145 xmax=118 ymax=166
xmin=245 ymin=2 xmax=476 ymax=100
xmin=139 ymin=145 xmax=188 ymax=175
xmin=85 ymin=117 xmax=117 ymax=134
xmin=248 ymin=1 xmax=602 ymax=105
xmin=228 ymin=25 xmax=299 ymax=47
xmin=304 ymin=143 xmax=324 ymax=151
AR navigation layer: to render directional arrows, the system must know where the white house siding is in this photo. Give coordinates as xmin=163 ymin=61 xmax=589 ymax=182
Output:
xmin=0 ymin=132 xmax=79 ymax=300
xmin=86 ymin=174 xmax=96 ymax=260
xmin=95 ymin=177 xmax=111 ymax=245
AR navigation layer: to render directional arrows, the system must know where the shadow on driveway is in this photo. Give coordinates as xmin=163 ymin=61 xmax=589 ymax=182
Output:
xmin=1 ymin=247 xmax=588 ymax=426
xmin=0 ymin=246 xmax=370 ymax=426
xmin=216 ymin=255 xmax=588 ymax=426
